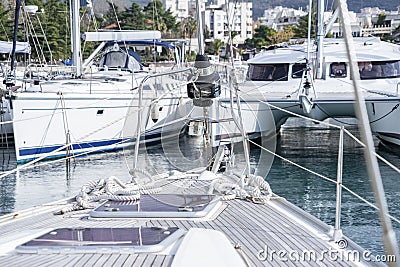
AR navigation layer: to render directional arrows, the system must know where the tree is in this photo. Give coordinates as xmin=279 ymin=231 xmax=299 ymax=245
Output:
xmin=179 ymin=17 xmax=196 ymax=60
xmin=376 ymin=13 xmax=386 ymax=26
xmin=293 ymin=12 xmax=316 ymax=39
xmin=162 ymin=8 xmax=179 ymax=38
xmin=180 ymin=17 xmax=196 ymax=39
xmin=143 ymin=0 xmax=167 ymax=32
xmin=44 ymin=0 xmax=70 ymax=62
xmin=0 ymin=2 xmax=12 ymax=41
xmin=272 ymin=26 xmax=295 ymax=44
xmin=245 ymin=25 xmax=277 ymax=50
xmin=99 ymin=1 xmax=120 ymax=29
xmin=119 ymin=2 xmax=145 ymax=30
xmin=213 ymin=39 xmax=224 ymax=56
xmin=205 ymin=39 xmax=224 ymax=55
xmin=23 ymin=0 xmax=70 ymax=63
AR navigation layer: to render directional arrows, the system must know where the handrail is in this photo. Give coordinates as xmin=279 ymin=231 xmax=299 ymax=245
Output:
xmin=132 ymin=67 xmax=193 ymax=177
xmin=333 ymin=126 xmax=344 ymax=241
xmin=226 ymin=84 xmax=400 ymax=230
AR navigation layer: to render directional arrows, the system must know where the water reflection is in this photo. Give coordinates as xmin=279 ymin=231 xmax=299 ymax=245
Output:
xmin=268 ymin=119 xmax=400 ymax=255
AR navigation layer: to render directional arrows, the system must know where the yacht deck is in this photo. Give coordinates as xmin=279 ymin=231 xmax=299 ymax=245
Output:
xmin=0 ymin=178 xmax=384 ymax=267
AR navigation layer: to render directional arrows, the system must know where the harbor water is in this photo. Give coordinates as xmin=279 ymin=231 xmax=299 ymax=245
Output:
xmin=0 ymin=118 xmax=399 ymax=257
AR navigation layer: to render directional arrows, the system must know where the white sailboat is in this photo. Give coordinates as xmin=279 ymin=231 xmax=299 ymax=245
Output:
xmin=234 ymin=3 xmax=400 ymax=147
xmin=2 ymin=1 xmax=192 ymax=163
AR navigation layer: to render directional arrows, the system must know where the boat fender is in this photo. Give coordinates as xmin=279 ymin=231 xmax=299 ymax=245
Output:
xmin=150 ymin=101 xmax=159 ymax=123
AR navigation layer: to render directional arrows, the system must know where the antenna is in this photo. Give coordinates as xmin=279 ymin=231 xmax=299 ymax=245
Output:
xmin=71 ymin=0 xmax=81 ymax=77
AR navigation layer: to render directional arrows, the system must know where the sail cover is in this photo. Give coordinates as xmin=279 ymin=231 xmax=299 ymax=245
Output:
xmin=0 ymin=41 xmax=31 ymax=54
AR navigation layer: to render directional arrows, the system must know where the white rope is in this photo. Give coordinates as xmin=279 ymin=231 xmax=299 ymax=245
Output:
xmin=208 ymin=173 xmax=273 ymax=204
xmin=56 ymin=176 xmax=141 ymax=214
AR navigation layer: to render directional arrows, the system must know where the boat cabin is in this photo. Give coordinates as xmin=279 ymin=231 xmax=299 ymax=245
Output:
xmin=245 ymin=38 xmax=400 ymax=82
xmin=246 ymin=60 xmax=400 ymax=82
xmin=245 ymin=49 xmax=309 ymax=82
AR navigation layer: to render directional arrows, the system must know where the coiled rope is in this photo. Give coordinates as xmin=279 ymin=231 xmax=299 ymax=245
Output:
xmin=55 ymin=175 xmax=160 ymax=215
xmin=209 ymin=174 xmax=273 ymax=204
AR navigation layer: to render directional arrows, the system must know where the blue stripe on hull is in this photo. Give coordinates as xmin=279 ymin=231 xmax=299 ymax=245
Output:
xmin=19 ymin=139 xmax=126 ymax=156
xmin=17 ymin=130 xmax=180 ymax=163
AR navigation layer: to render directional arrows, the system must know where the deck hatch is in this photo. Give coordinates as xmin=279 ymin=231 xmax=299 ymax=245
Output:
xmin=90 ymin=194 xmax=221 ymax=218
xmin=16 ymin=227 xmax=184 ymax=254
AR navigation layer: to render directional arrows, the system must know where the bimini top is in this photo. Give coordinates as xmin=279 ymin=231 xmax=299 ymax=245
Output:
xmin=83 ymin=30 xmax=162 ymax=42
xmin=0 ymin=40 xmax=31 ymax=54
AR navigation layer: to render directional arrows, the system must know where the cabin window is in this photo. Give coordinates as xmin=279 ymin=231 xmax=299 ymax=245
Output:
xmin=359 ymin=60 xmax=400 ymax=79
xmin=330 ymin=63 xmax=347 ymax=78
xmin=247 ymin=64 xmax=289 ymax=81
xmin=292 ymin=63 xmax=307 ymax=79
xmin=99 ymin=50 xmax=142 ymax=72
xmin=99 ymin=51 xmax=127 ymax=69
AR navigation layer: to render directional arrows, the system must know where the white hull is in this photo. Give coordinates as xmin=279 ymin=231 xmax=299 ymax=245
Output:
xmin=235 ymin=37 xmax=400 ymax=147
xmin=9 ymin=69 xmax=190 ymax=162
xmin=367 ymin=99 xmax=400 ymax=146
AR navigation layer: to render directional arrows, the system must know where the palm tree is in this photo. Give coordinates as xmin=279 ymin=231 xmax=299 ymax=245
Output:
xmin=180 ymin=17 xmax=196 ymax=60
xmin=213 ymin=39 xmax=224 ymax=56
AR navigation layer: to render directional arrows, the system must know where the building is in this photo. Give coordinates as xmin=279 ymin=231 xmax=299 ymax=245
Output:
xmin=258 ymin=6 xmax=307 ymax=31
xmin=163 ymin=0 xmax=206 ymax=21
xmin=203 ymin=0 xmax=252 ymax=45
xmin=328 ymin=7 xmax=400 ymax=37
xmin=257 ymin=5 xmax=400 ymax=39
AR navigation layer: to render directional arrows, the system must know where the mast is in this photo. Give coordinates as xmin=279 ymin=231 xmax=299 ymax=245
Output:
xmin=71 ymin=0 xmax=81 ymax=77
xmin=196 ymin=0 xmax=204 ymax=55
xmin=316 ymin=0 xmax=324 ymax=79
xmin=10 ymin=0 xmax=21 ymax=74
xmin=306 ymin=0 xmax=312 ymax=64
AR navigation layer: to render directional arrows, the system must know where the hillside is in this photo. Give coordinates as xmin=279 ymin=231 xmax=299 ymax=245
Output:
xmin=92 ymin=0 xmax=400 ymax=19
